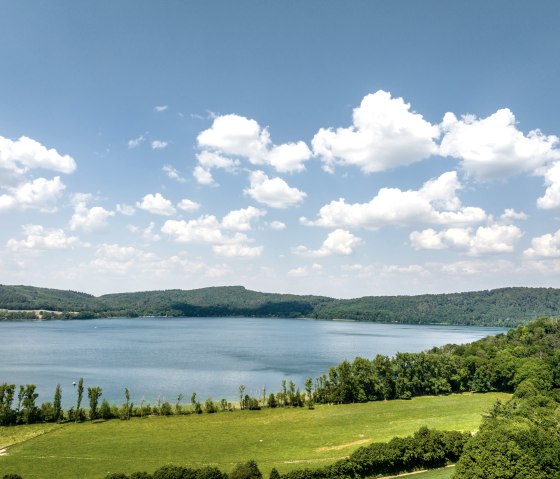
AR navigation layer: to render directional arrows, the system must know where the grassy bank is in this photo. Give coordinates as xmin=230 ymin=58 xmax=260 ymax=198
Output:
xmin=0 ymin=393 xmax=508 ymax=479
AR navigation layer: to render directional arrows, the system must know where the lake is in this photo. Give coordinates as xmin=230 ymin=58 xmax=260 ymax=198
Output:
xmin=0 ymin=317 xmax=507 ymax=406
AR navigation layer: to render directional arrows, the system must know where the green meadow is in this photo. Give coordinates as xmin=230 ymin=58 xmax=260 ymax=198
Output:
xmin=0 ymin=393 xmax=508 ymax=479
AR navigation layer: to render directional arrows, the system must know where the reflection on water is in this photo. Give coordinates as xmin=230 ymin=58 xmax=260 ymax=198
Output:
xmin=0 ymin=317 xmax=506 ymax=406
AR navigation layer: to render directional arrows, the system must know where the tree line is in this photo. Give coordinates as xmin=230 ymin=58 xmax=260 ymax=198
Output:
xmin=4 ymin=317 xmax=560 ymax=478
xmin=3 ymin=284 xmax=560 ymax=326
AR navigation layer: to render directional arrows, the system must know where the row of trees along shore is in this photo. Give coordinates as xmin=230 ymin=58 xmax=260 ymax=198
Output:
xmin=4 ymin=317 xmax=560 ymax=425
xmin=3 ymin=317 xmax=560 ymax=478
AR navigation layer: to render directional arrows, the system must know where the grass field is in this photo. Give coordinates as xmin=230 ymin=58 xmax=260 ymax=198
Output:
xmin=0 ymin=393 xmax=508 ymax=479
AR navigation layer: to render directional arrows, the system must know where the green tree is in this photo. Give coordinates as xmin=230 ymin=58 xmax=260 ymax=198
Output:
xmin=20 ymin=384 xmax=39 ymax=424
xmin=76 ymin=377 xmax=84 ymax=422
xmin=87 ymin=386 xmax=102 ymax=420
xmin=123 ymin=388 xmax=131 ymax=420
xmin=239 ymin=385 xmax=246 ymax=410
xmin=0 ymin=383 xmax=16 ymax=425
xmin=230 ymin=460 xmax=262 ymax=479
xmin=53 ymin=384 xmax=63 ymax=422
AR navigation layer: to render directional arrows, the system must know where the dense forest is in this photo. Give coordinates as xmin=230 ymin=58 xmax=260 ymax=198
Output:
xmin=2 ymin=284 xmax=560 ymax=326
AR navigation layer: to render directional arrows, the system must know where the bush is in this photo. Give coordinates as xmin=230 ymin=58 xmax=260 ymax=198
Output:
xmin=230 ymin=460 xmax=262 ymax=479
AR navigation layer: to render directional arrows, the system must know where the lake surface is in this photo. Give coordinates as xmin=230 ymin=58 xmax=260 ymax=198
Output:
xmin=0 ymin=317 xmax=507 ymax=406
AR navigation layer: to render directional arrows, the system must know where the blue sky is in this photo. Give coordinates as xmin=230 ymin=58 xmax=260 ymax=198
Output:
xmin=1 ymin=1 xmax=560 ymax=297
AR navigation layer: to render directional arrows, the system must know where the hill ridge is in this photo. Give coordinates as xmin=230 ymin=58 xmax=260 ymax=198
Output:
xmin=1 ymin=284 xmax=559 ymax=327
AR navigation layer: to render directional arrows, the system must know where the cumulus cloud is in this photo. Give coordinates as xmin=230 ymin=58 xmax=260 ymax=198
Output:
xmin=151 ymin=140 xmax=168 ymax=150
xmin=69 ymin=195 xmax=115 ymax=232
xmin=154 ymin=105 xmax=168 ymax=112
xmin=136 ymin=193 xmax=176 ymax=216
xmin=269 ymin=220 xmax=286 ymax=230
xmin=192 ymin=151 xmax=241 ymax=186
xmin=382 ymin=264 xmax=429 ymax=276
xmin=440 ymin=109 xmax=560 ymax=181
xmin=537 ymin=161 xmax=560 ymax=209
xmin=91 ymin=243 xmax=150 ymax=275
xmin=294 ymin=229 xmax=362 ymax=257
xmin=7 ymin=224 xmax=81 ymax=252
xmin=410 ymin=224 xmax=523 ymax=255
xmin=116 ymin=203 xmax=135 ymax=216
xmin=312 ymin=90 xmax=440 ymax=174
xmin=177 ymin=199 xmax=201 ymax=212
xmin=196 ymin=113 xmax=312 ymax=174
xmin=0 ymin=136 xmax=76 ymax=177
xmin=162 ymin=216 xmax=229 ymax=244
xmin=0 ymin=176 xmax=66 ymax=212
xmin=287 ymin=264 xmax=323 ymax=277
xmin=524 ymin=229 xmax=560 ymax=258
xmin=244 ymin=171 xmax=306 ymax=208
xmin=222 ymin=206 xmax=266 ymax=231
xmin=212 ymin=243 xmax=263 ymax=257
xmin=501 ymin=208 xmax=528 ymax=222
xmin=162 ymin=213 xmax=264 ymax=258
xmin=193 ymin=165 xmax=216 ymax=186
xmin=301 ymin=171 xmax=485 ymax=229
xmin=163 ymin=165 xmax=186 ymax=183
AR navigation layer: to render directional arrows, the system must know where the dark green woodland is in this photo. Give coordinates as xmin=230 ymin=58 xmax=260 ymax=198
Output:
xmin=2 ymin=284 xmax=560 ymax=326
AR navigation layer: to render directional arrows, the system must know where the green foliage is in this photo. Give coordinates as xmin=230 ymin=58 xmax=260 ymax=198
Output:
xmin=3 ymin=284 xmax=560 ymax=326
xmin=230 ymin=460 xmax=262 ymax=479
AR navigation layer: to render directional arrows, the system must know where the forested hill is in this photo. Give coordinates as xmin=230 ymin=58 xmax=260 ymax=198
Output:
xmin=1 ymin=284 xmax=560 ymax=326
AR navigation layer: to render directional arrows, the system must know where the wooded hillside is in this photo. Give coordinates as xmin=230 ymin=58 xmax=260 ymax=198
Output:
xmin=1 ymin=284 xmax=560 ymax=326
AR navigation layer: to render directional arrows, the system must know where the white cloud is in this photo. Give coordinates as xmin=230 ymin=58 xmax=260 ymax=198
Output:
xmin=410 ymin=224 xmax=523 ymax=255
xmin=266 ymin=142 xmax=312 ymax=173
xmin=196 ymin=113 xmax=311 ymax=173
xmin=437 ymin=259 xmax=515 ymax=275
xmin=287 ymin=266 xmax=309 ymax=277
xmin=69 ymin=195 xmax=115 ymax=232
xmin=154 ymin=105 xmax=168 ymax=112
xmin=193 ymin=151 xmax=241 ymax=186
xmin=141 ymin=222 xmax=161 ymax=242
xmin=382 ymin=264 xmax=429 ymax=276
xmin=197 ymin=150 xmax=240 ymax=170
xmin=537 ymin=161 xmax=560 ymax=209
xmin=0 ymin=135 xmax=76 ymax=176
xmin=116 ymin=203 xmax=135 ymax=216
xmin=244 ymin=170 xmax=306 ymax=208
xmin=524 ymin=229 xmax=560 ymax=258
xmin=501 ymin=208 xmax=528 ymax=222
xmin=163 ymin=165 xmax=186 ymax=183
xmin=193 ymin=166 xmax=216 ymax=186
xmin=294 ymin=229 xmax=362 ymax=257
xmin=91 ymin=243 xmax=150 ymax=275
xmin=0 ymin=176 xmax=66 ymax=212
xmin=312 ymin=90 xmax=439 ymax=174
xmin=162 ymin=214 xmax=263 ymax=257
xmin=7 ymin=224 xmax=80 ymax=252
xmin=151 ymin=140 xmax=168 ymax=150
xmin=162 ymin=216 xmax=226 ymax=244
xmin=128 ymin=134 xmax=147 ymax=149
xmin=222 ymin=206 xmax=266 ymax=231
xmin=269 ymin=220 xmax=286 ymax=230
xmin=302 ymin=171 xmax=486 ymax=229
xmin=136 ymin=193 xmax=176 ymax=216
xmin=177 ymin=199 xmax=201 ymax=212
xmin=440 ymin=109 xmax=560 ymax=181
xmin=213 ymin=243 xmax=263 ymax=257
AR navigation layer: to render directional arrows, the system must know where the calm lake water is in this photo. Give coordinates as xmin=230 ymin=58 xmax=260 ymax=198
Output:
xmin=0 ymin=317 xmax=507 ymax=406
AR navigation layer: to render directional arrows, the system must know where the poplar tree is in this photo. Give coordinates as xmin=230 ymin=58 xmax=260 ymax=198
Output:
xmin=53 ymin=384 xmax=62 ymax=422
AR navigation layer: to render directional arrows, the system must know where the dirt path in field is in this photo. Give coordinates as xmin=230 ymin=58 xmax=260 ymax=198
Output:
xmin=377 ymin=464 xmax=456 ymax=478
xmin=314 ymin=438 xmax=370 ymax=452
